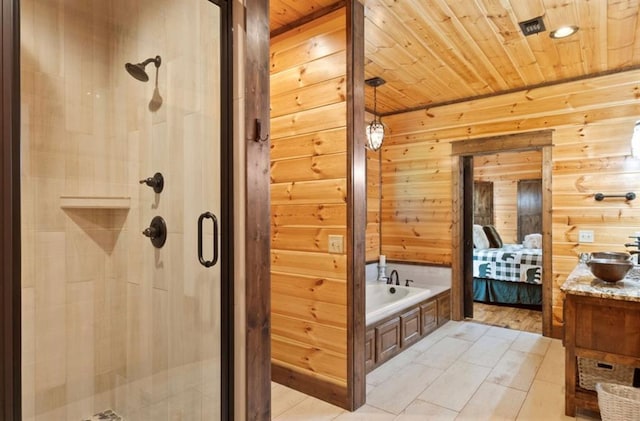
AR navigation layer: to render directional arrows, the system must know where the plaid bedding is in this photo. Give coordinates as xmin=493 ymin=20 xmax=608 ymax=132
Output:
xmin=473 ymin=244 xmax=542 ymax=284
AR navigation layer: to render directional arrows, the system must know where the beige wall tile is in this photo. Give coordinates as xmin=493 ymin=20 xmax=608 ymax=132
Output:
xmin=66 ymin=281 xmax=95 ymax=403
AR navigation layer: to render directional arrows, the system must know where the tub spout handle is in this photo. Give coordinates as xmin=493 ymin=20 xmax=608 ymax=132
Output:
xmin=405 ymin=279 xmax=414 ymax=287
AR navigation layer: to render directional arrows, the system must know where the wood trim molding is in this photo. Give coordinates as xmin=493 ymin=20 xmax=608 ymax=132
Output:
xmin=451 ymin=130 xmax=553 ymax=156
xmin=346 ymin=0 xmax=365 ymax=411
xmin=272 ymin=364 xmax=348 ymax=408
xmin=542 ymin=146 xmax=555 ymax=338
xmin=451 ymin=131 xmax=554 ymax=337
xmin=451 ymin=155 xmax=464 ymax=321
xmin=244 ymin=0 xmax=272 ymax=419
xmin=1 ymin=0 xmax=21 ymax=418
xmin=462 ymin=156 xmax=474 ymax=318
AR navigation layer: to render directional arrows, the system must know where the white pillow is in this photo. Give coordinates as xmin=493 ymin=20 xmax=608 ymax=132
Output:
xmin=523 ymin=233 xmax=542 ymax=249
xmin=473 ymin=224 xmax=490 ymax=249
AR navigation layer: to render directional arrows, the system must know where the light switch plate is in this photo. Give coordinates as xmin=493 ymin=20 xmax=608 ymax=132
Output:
xmin=578 ymin=230 xmax=594 ymax=243
xmin=328 ymin=235 xmax=344 ymax=253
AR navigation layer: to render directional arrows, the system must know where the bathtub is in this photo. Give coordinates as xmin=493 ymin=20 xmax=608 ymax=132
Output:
xmin=366 ymin=283 xmax=446 ymax=325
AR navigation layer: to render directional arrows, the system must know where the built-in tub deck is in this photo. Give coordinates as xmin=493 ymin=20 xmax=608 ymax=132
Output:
xmin=365 ymin=283 xmax=451 ymax=372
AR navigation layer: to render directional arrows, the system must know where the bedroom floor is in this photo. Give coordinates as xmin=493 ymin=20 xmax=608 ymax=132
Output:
xmin=271 ymin=320 xmax=599 ymax=420
xmin=472 ymin=302 xmax=542 ymax=334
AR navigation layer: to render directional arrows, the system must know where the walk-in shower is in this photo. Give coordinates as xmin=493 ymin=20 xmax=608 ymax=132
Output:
xmin=125 ymin=55 xmax=162 ymax=82
xmin=19 ymin=2 xmax=227 ymax=420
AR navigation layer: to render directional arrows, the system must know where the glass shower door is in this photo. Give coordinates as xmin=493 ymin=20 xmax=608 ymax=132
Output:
xmin=20 ymin=0 xmax=226 ymax=419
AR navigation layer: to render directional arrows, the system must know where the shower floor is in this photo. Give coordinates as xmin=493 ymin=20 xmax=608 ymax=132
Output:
xmin=83 ymin=409 xmax=123 ymax=421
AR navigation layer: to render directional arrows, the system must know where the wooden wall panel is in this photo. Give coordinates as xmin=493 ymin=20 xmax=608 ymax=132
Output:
xmin=271 ymin=127 xmax=347 ymax=160
xmin=271 ymin=336 xmax=347 ymax=384
xmin=271 ymin=153 xmax=348 ymax=183
xmin=474 ymin=150 xmax=542 ymax=243
xmin=270 ymin=7 xmax=349 ymax=396
xmin=380 ymin=69 xmax=640 ymax=333
xmin=272 ymin=203 xmax=346 ymax=226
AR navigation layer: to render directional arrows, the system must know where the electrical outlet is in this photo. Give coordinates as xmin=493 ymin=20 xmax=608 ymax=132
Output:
xmin=578 ymin=230 xmax=595 ymax=243
xmin=328 ymin=235 xmax=344 ymax=253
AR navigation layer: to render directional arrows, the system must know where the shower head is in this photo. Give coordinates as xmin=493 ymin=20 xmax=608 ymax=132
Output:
xmin=125 ymin=55 xmax=161 ymax=82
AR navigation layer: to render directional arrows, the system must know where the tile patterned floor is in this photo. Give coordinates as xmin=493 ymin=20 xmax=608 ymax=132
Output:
xmin=272 ymin=321 xmax=601 ymax=420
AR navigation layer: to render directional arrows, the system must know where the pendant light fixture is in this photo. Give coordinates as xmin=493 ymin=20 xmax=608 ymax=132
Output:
xmin=365 ymin=76 xmax=386 ymax=151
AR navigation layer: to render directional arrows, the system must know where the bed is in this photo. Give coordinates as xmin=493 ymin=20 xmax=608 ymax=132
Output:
xmin=472 ymin=225 xmax=543 ymax=307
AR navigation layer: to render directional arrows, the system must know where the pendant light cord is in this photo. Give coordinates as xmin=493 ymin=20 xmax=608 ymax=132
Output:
xmin=373 ymin=85 xmax=377 ymax=123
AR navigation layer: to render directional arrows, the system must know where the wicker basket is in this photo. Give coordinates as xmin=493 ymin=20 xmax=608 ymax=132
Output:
xmin=596 ymin=382 xmax=640 ymax=421
xmin=577 ymin=357 xmax=635 ymax=391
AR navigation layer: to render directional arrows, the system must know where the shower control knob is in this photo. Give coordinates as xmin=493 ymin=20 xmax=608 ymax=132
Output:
xmin=142 ymin=227 xmax=158 ymax=238
xmin=139 ymin=172 xmax=164 ymax=193
xmin=142 ymin=216 xmax=167 ymax=248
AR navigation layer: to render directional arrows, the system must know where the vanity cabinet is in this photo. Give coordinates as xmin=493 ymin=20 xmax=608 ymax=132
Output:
xmin=366 ymin=289 xmax=451 ymax=372
xmin=564 ymin=293 xmax=640 ymax=416
xmin=561 ymin=264 xmax=640 ymax=417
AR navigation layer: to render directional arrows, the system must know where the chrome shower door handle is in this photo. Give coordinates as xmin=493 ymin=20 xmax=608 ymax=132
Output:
xmin=198 ymin=212 xmax=218 ymax=268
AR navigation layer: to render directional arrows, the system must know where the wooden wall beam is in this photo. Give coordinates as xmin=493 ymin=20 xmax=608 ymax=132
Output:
xmin=245 ymin=0 xmax=272 ymax=419
xmin=346 ymin=0 xmax=365 ymax=411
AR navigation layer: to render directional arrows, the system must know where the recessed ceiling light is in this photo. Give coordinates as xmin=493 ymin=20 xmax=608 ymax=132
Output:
xmin=550 ymin=25 xmax=579 ymax=39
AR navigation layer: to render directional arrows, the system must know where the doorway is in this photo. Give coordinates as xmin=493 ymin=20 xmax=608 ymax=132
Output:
xmin=451 ymin=131 xmax=554 ymax=337
xmin=471 ymin=153 xmax=543 ymax=334
xmin=2 ymin=1 xmax=234 ymax=419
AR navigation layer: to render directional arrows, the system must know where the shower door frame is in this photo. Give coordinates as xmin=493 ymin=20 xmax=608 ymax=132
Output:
xmin=1 ymin=0 xmax=21 ymax=419
xmin=0 ymin=0 xmax=235 ymax=419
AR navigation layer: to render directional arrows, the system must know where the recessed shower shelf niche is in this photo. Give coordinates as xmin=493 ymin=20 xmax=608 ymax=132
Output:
xmin=59 ymin=195 xmax=131 ymax=210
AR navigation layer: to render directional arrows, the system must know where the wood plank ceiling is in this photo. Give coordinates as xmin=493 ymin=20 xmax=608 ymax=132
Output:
xmin=270 ymin=0 xmax=640 ymax=115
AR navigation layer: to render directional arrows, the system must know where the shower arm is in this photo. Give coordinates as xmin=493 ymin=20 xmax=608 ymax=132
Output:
xmin=142 ymin=56 xmax=162 ymax=68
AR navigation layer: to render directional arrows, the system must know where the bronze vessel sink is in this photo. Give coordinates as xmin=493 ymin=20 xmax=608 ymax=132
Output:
xmin=587 ymin=257 xmax=633 ymax=282
xmin=590 ymin=251 xmax=631 ymax=261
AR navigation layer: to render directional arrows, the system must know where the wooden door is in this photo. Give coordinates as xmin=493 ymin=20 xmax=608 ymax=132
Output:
xmin=473 ymin=181 xmax=494 ymax=226
xmin=517 ymin=179 xmax=543 ymax=242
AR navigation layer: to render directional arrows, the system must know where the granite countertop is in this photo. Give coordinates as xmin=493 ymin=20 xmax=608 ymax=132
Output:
xmin=560 ymin=263 xmax=640 ymax=302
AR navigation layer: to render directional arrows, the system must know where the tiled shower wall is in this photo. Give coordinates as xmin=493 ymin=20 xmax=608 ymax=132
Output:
xmin=20 ymin=0 xmax=221 ymax=419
